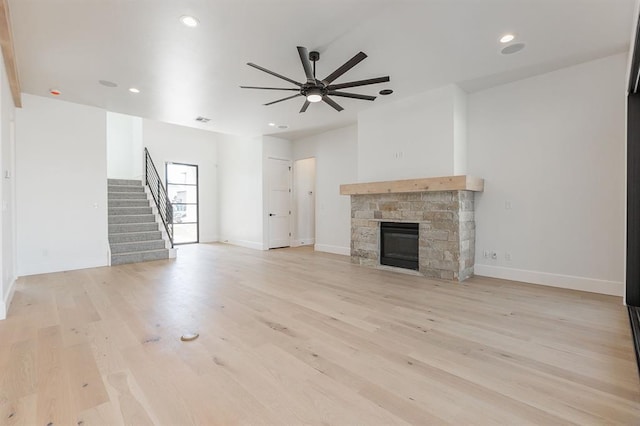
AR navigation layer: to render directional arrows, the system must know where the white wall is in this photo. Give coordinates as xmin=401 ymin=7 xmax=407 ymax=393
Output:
xmin=293 ymin=157 xmax=316 ymax=246
xmin=453 ymin=86 xmax=468 ymax=175
xmin=217 ymin=133 xmax=264 ymax=249
xmin=16 ymin=94 xmax=108 ymax=276
xmin=107 ymin=112 xmax=142 ymax=180
xmin=468 ymin=53 xmax=626 ymax=295
xmin=0 ymin=52 xmax=16 ymax=319
xmin=143 ymin=119 xmax=219 ymax=242
xmin=293 ymin=125 xmax=357 ymax=255
xmin=357 ymin=85 xmax=464 ymax=182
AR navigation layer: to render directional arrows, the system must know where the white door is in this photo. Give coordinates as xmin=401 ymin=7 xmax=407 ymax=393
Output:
xmin=268 ymin=158 xmax=291 ymax=249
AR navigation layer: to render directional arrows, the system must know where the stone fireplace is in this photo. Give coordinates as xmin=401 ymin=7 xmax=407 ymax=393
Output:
xmin=340 ymin=176 xmax=483 ymax=281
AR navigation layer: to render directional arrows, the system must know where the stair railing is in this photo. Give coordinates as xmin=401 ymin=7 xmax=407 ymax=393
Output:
xmin=144 ymin=148 xmax=174 ymax=248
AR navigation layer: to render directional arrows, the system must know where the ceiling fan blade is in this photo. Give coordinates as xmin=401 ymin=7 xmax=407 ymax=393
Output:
xmin=264 ymin=93 xmax=302 ymax=106
xmin=297 ymin=46 xmax=315 ymax=82
xmin=323 ymin=96 xmax=344 ymax=112
xmin=299 ymin=100 xmax=310 ymax=113
xmin=328 ymin=91 xmax=376 ymax=101
xmin=322 ymin=51 xmax=367 ymax=85
xmin=247 ymin=62 xmax=302 ymax=87
xmin=240 ymin=86 xmax=299 ymax=91
xmin=328 ymin=76 xmax=390 ymax=90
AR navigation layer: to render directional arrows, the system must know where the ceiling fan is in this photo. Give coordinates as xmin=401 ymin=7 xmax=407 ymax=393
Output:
xmin=241 ymin=46 xmax=390 ymax=113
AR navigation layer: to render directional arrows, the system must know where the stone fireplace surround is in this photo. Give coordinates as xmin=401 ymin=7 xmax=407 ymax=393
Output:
xmin=340 ymin=176 xmax=483 ymax=281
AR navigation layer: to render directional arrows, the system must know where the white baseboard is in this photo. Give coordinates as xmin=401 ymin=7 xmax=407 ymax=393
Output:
xmin=0 ymin=277 xmax=17 ymax=320
xmin=314 ymin=244 xmax=350 ymax=256
xmin=291 ymin=238 xmax=315 ymax=247
xmin=474 ymin=264 xmax=623 ymax=296
xmin=200 ymin=235 xmax=219 ymax=243
xmin=220 ymin=238 xmax=265 ymax=251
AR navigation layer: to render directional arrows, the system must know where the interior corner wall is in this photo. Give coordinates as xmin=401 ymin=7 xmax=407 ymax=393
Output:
xmin=142 ymin=119 xmax=219 ymax=242
xmin=293 ymin=125 xmax=357 ymax=255
xmin=107 ymin=112 xmax=143 ymax=180
xmin=0 ymin=52 xmax=16 ymax=319
xmin=357 ymin=85 xmax=459 ymax=182
xmin=16 ymin=94 xmax=108 ymax=276
xmin=468 ymin=53 xmax=626 ymax=296
xmin=217 ymin=133 xmax=264 ymax=249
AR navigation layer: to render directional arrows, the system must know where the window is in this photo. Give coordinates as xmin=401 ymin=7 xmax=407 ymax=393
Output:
xmin=166 ymin=162 xmax=199 ymax=244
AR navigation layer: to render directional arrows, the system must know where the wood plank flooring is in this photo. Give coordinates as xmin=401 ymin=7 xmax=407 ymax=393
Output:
xmin=0 ymin=243 xmax=638 ymax=425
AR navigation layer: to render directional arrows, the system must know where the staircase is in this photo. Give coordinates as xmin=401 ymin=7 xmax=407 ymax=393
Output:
xmin=108 ymin=179 xmax=170 ymax=265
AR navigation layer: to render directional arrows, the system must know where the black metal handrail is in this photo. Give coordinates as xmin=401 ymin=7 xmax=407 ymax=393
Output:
xmin=144 ymin=148 xmax=174 ymax=248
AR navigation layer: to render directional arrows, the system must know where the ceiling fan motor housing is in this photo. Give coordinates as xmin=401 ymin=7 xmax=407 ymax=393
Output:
xmin=301 ymin=82 xmax=326 ymax=98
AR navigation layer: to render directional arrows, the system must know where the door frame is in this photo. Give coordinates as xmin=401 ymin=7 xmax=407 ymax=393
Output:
xmin=265 ymin=156 xmax=292 ymax=250
xmin=292 ymin=157 xmax=316 ymax=247
xmin=165 ymin=161 xmax=200 ymax=245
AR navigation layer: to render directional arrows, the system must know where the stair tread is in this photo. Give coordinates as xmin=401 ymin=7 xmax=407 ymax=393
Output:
xmin=109 ymin=224 xmax=158 ymax=230
xmin=111 ymin=248 xmax=168 ymax=256
xmin=109 ymin=230 xmax=161 ymax=235
xmin=110 ymin=240 xmax=164 ymax=246
xmin=108 ymin=214 xmax=154 ymax=217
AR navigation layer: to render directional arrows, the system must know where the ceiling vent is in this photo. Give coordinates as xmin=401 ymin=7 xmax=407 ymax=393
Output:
xmin=501 ymin=43 xmax=526 ymax=55
xmin=195 ymin=116 xmax=211 ymax=123
xmin=98 ymin=80 xmax=118 ymax=87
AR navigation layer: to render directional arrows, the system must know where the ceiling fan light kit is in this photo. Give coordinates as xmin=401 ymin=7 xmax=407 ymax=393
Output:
xmin=306 ymin=87 xmax=322 ymax=103
xmin=241 ymin=46 xmax=390 ymax=113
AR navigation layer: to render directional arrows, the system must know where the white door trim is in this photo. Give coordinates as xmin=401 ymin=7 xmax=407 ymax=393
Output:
xmin=266 ymin=157 xmax=292 ymax=249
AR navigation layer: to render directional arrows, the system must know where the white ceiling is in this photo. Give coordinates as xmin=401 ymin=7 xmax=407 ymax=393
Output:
xmin=8 ymin=0 xmax=636 ymax=139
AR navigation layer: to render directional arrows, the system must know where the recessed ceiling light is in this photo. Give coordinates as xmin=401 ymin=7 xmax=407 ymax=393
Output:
xmin=501 ymin=43 xmax=526 ymax=55
xmin=98 ymin=80 xmax=117 ymax=88
xmin=500 ymin=34 xmax=515 ymax=43
xmin=195 ymin=116 xmax=211 ymax=123
xmin=277 ymin=125 xmax=289 ymax=129
xmin=268 ymin=122 xmax=276 ymax=127
xmin=379 ymin=89 xmax=393 ymax=95
xmin=180 ymin=15 xmax=199 ymax=28
xmin=129 ymin=87 xmax=140 ymax=93
xmin=49 ymin=88 xmax=61 ymax=96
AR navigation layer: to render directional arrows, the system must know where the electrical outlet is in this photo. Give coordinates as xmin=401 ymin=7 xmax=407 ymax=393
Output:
xmin=483 ymin=250 xmax=490 ymax=259
xmin=505 ymin=252 xmax=512 ymax=261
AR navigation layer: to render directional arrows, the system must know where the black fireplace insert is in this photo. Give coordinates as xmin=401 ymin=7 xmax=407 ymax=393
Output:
xmin=380 ymin=222 xmax=419 ymax=270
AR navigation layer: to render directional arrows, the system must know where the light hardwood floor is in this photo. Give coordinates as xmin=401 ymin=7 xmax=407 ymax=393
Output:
xmin=0 ymin=243 xmax=639 ymax=425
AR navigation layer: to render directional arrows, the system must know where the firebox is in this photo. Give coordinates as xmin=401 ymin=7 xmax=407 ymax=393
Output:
xmin=380 ymin=222 xmax=419 ymax=270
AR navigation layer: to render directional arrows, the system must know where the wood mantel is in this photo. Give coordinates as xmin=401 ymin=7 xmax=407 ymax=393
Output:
xmin=340 ymin=175 xmax=484 ymax=195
